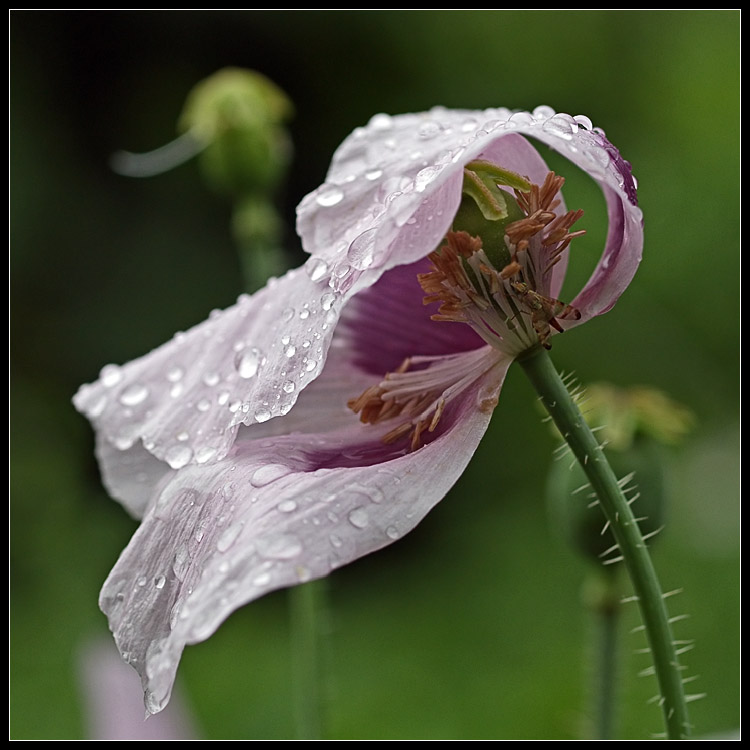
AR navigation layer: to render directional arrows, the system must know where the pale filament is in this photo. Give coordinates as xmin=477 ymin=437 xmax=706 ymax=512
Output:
xmin=348 ymin=346 xmax=500 ymax=451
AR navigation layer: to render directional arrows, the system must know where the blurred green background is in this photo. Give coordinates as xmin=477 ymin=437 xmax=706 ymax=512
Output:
xmin=10 ymin=10 xmax=739 ymax=740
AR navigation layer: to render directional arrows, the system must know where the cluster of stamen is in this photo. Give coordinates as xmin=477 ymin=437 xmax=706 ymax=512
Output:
xmin=348 ymin=170 xmax=585 ymax=449
xmin=347 ymin=349 xmax=498 ymax=451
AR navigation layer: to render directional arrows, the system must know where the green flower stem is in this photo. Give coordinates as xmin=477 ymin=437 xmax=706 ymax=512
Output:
xmin=518 ymin=346 xmax=690 ymax=739
xmin=585 ymin=568 xmax=621 ymax=739
xmin=288 ymin=579 xmax=329 ymax=740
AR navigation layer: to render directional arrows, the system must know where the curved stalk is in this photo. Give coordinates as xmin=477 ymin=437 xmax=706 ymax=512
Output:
xmin=518 ymin=346 xmax=690 ymax=739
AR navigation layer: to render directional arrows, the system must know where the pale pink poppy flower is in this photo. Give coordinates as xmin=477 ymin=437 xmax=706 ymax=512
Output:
xmin=74 ymin=106 xmax=642 ymax=713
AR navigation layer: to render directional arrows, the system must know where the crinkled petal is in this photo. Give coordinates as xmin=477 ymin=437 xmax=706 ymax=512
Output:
xmin=99 ymin=357 xmax=509 ymax=715
xmin=96 ymin=436 xmax=175 ymax=519
xmin=297 ymin=106 xmax=642 ymax=322
xmin=73 ymin=265 xmax=347 ymax=468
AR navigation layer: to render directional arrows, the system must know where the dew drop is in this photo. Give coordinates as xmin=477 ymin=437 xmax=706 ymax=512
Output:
xmin=369 ymin=113 xmax=392 ymax=130
xmin=298 ymin=307 xmax=310 ymax=320
xmin=169 ymin=383 xmax=184 ymax=399
xmin=195 ymin=446 xmax=217 ymax=464
xmin=167 ymin=366 xmax=184 ymax=382
xmin=88 ymin=395 xmax=107 ymax=418
xmin=415 ymin=165 xmax=442 ymax=192
xmin=176 ymin=431 xmax=189 ymax=442
xmin=386 ymin=525 xmax=400 ymax=540
xmin=137 ymin=577 xmax=147 ymax=587
xmin=235 ymin=348 xmax=261 ymax=379
xmin=202 ymin=372 xmax=220 ymax=387
xmin=254 ymin=408 xmax=272 ymax=423
xmin=100 ymin=364 xmax=122 ymax=387
xmin=216 ymin=524 xmax=243 ymax=552
xmin=347 ymin=228 xmax=377 ymax=270
xmin=165 ymin=444 xmax=193 ymax=469
xmin=281 ymin=307 xmax=295 ymax=322
xmin=252 ymin=571 xmax=272 ymax=586
xmin=217 ymin=390 xmax=230 ymax=406
xmin=154 ymin=575 xmax=166 ymax=589
xmin=316 ymin=185 xmax=344 ymax=207
xmin=306 ymin=257 xmax=329 ymax=282
xmin=277 ymin=499 xmax=297 ymax=513
xmin=285 ymin=345 xmax=297 ymax=358
xmin=320 ymin=292 xmax=336 ymax=311
xmin=119 ymin=383 xmax=149 ymax=406
xmin=365 ymin=168 xmax=383 ymax=181
xmin=282 ymin=380 xmax=296 ymax=394
xmin=418 ymin=120 xmax=441 ymax=139
xmin=172 ymin=544 xmax=190 ymax=580
xmin=250 ymin=463 xmax=291 ymax=487
xmin=196 ymin=398 xmax=211 ymax=412
xmin=348 ymin=507 xmax=369 ymax=529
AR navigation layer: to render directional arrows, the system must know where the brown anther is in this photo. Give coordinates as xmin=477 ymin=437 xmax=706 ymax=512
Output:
xmin=499 ymin=260 xmax=522 ymax=280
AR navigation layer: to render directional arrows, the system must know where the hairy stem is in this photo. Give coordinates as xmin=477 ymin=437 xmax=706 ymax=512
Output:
xmin=518 ymin=346 xmax=690 ymax=739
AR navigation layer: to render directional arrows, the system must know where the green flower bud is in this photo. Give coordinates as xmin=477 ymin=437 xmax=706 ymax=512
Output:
xmin=179 ymin=67 xmax=293 ymax=197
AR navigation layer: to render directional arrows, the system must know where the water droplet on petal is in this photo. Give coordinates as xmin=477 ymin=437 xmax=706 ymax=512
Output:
xmin=254 ymin=408 xmax=272 ymax=423
xmin=418 ymin=120 xmax=441 ymax=139
xmin=277 ymin=499 xmax=297 ymax=513
xmin=282 ymin=380 xmax=295 ymax=394
xmin=119 ymin=383 xmax=149 ymax=406
xmin=165 ymin=444 xmax=193 ymax=469
xmin=348 ymin=507 xmax=369 ymax=529
xmin=167 ymin=366 xmax=184 ymax=382
xmin=216 ymin=524 xmax=243 ymax=552
xmin=316 ymin=185 xmax=344 ymax=207
xmin=196 ymin=398 xmax=211 ymax=412
xmin=306 ymin=257 xmax=328 ymax=282
xmin=415 ymin=165 xmax=442 ymax=192
xmin=88 ymin=395 xmax=107 ymax=418
xmin=100 ymin=364 xmax=122 ymax=387
xmin=154 ymin=575 xmax=166 ymax=589
xmin=202 ymin=372 xmax=220 ymax=387
xmin=320 ymin=292 xmax=336 ymax=311
xmin=252 ymin=571 xmax=272 ymax=586
xmin=386 ymin=525 xmax=400 ymax=540
xmin=347 ymin=228 xmax=377 ymax=270
xmin=195 ymin=446 xmax=217 ymax=464
xmin=369 ymin=113 xmax=392 ymax=130
xmin=250 ymin=463 xmax=291 ymax=487
xmin=235 ymin=348 xmax=261 ymax=379
xmin=365 ymin=168 xmax=383 ymax=181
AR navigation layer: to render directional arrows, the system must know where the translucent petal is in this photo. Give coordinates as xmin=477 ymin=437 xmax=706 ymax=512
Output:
xmin=99 ymin=359 xmax=509 ymax=714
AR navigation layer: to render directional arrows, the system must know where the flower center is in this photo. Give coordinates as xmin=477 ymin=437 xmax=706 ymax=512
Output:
xmin=348 ymin=347 xmax=501 ymax=451
xmin=348 ymin=167 xmax=584 ymax=449
xmin=419 ymin=170 xmax=584 ymax=354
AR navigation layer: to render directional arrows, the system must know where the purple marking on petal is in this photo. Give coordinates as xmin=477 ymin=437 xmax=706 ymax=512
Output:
xmin=338 ymin=258 xmax=484 ymax=375
xmin=99 ymin=358 xmax=509 ymax=715
xmin=591 ymin=131 xmax=639 ymax=207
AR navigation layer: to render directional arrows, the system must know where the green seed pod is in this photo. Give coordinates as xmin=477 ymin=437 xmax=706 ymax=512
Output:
xmin=452 ymin=188 xmax=524 ymax=272
xmin=179 ymin=68 xmax=293 ymax=197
